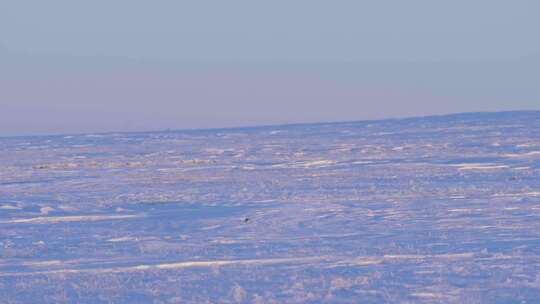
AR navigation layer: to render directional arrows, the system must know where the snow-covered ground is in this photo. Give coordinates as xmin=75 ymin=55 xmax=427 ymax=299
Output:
xmin=1 ymin=111 xmax=540 ymax=303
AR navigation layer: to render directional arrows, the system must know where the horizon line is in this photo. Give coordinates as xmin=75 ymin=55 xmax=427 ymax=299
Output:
xmin=2 ymin=109 xmax=538 ymax=139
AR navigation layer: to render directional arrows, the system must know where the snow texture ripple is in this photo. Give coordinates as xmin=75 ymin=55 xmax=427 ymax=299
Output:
xmin=1 ymin=111 xmax=540 ymax=303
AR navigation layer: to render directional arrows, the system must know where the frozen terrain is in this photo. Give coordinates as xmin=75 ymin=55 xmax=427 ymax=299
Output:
xmin=1 ymin=111 xmax=540 ymax=303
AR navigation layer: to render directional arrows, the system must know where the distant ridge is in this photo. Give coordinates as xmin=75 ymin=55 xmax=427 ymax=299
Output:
xmin=167 ymin=110 xmax=540 ymax=133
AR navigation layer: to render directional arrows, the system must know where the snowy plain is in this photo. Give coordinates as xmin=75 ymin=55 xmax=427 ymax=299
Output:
xmin=1 ymin=111 xmax=540 ymax=303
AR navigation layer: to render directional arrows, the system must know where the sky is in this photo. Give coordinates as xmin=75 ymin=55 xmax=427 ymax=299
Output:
xmin=1 ymin=0 xmax=539 ymax=136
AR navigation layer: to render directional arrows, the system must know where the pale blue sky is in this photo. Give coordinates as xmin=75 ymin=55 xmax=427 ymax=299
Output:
xmin=1 ymin=0 xmax=539 ymax=135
